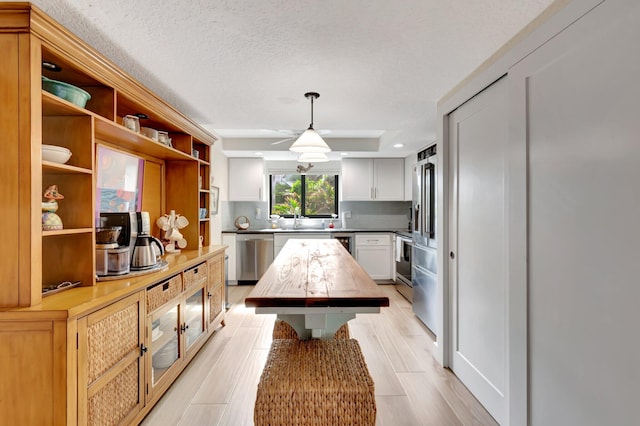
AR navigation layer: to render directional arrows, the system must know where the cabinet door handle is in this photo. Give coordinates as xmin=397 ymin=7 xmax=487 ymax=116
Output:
xmin=140 ymin=343 xmax=148 ymax=356
xmin=207 ymin=291 xmax=212 ymax=298
xmin=180 ymin=323 xmax=189 ymax=333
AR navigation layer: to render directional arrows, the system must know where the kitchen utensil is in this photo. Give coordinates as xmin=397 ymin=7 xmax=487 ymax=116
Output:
xmin=158 ymin=131 xmax=172 ymax=146
xmin=131 ymin=234 xmax=165 ymax=270
xmin=234 ymin=216 xmax=250 ymax=230
xmin=41 ymin=76 xmax=91 ymax=108
xmin=95 ymin=226 xmax=122 ymax=244
xmin=41 ymin=144 xmax=72 ymax=164
xmin=122 ymin=115 xmax=140 ymax=132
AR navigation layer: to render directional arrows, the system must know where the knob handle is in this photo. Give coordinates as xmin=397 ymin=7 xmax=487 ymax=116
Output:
xmin=450 ymin=251 xmax=455 ymax=260
xmin=140 ymin=343 xmax=148 ymax=356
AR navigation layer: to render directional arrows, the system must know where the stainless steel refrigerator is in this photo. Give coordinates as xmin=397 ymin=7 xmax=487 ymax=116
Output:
xmin=412 ymin=145 xmax=438 ymax=334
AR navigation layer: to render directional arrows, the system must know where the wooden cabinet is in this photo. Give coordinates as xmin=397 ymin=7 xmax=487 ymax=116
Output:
xmin=341 ymin=158 xmax=404 ymax=201
xmin=229 ymin=158 xmax=265 ymax=201
xmin=77 ymin=292 xmax=145 ymax=426
xmin=355 ymin=233 xmax=394 ymax=280
xmin=0 ymin=3 xmax=217 ymax=309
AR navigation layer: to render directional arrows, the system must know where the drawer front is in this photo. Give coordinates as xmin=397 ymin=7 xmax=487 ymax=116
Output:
xmin=355 ymin=234 xmax=391 ymax=246
xmin=183 ymin=262 xmax=208 ymax=290
xmin=146 ymin=274 xmax=182 ymax=313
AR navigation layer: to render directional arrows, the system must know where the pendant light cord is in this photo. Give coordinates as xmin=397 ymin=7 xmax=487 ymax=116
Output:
xmin=309 ymin=95 xmax=314 ymax=129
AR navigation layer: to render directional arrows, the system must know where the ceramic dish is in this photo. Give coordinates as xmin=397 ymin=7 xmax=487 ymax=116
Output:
xmin=141 ymin=126 xmax=159 ymax=141
xmin=42 ymin=144 xmax=72 ymax=164
xmin=41 ymin=76 xmax=91 ymax=108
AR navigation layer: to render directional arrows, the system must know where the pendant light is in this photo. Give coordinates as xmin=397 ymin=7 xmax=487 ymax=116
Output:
xmin=297 ymin=152 xmax=329 ymax=163
xmin=289 ymin=92 xmax=331 ymax=153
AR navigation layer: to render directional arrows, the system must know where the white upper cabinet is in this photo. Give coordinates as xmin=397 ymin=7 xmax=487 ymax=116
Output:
xmin=341 ymin=158 xmax=404 ymax=201
xmin=228 ymin=158 xmax=264 ymax=201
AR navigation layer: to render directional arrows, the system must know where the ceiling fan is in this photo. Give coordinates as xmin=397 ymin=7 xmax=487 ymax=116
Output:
xmin=269 ymin=129 xmax=331 ymax=145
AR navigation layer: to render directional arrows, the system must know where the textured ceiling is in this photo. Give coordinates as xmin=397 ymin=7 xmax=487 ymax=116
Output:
xmin=19 ymin=0 xmax=555 ymax=160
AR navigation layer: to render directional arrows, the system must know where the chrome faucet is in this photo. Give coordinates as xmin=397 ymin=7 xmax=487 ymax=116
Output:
xmin=293 ymin=209 xmax=302 ymax=229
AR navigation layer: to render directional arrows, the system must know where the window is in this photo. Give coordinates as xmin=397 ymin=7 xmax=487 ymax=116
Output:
xmin=270 ymin=174 xmax=338 ymax=217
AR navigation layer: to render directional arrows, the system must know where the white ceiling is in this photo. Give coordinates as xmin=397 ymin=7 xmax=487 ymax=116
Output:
xmin=21 ymin=0 xmax=555 ymax=160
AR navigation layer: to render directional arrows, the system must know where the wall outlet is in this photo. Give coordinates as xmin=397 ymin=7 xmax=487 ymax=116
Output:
xmin=344 ymin=211 xmax=351 ymax=218
xmin=256 ymin=208 xmax=261 ymax=219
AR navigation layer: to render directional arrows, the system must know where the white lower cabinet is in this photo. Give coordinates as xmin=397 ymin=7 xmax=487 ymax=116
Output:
xmin=355 ymin=234 xmax=393 ymax=280
xmin=222 ymin=233 xmax=237 ymax=283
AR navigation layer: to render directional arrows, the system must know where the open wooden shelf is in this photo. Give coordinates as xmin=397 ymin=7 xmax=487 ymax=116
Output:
xmin=42 ymin=161 xmax=93 ymax=175
xmin=43 ymin=228 xmax=93 ymax=237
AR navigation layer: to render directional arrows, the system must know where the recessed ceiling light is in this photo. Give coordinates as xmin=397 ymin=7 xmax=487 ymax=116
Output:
xmin=340 ymin=152 xmax=349 ymax=156
xmin=393 ymin=143 xmax=404 ymax=148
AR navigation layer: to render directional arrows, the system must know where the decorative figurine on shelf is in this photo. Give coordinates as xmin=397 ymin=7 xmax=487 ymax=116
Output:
xmin=156 ymin=210 xmax=189 ymax=253
xmin=42 ymin=185 xmax=64 ymax=230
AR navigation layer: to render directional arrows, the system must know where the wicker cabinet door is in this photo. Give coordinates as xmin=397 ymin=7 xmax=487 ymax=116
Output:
xmin=77 ymin=292 xmax=145 ymax=426
xmin=207 ymin=253 xmax=225 ymax=328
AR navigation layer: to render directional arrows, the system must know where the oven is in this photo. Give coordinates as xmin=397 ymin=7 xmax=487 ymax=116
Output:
xmin=395 ymin=235 xmax=412 ymax=302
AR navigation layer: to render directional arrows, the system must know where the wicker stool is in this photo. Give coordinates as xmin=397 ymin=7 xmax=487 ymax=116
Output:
xmin=255 ymin=338 xmax=376 ymax=426
xmin=272 ymin=319 xmax=350 ymax=340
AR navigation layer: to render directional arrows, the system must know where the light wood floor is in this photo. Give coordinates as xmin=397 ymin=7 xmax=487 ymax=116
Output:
xmin=141 ymin=285 xmax=497 ymax=426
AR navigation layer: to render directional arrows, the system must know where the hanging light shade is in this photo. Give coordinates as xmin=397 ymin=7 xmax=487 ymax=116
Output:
xmin=289 ymin=92 xmax=331 ymax=153
xmin=298 ymin=151 xmax=329 ymax=163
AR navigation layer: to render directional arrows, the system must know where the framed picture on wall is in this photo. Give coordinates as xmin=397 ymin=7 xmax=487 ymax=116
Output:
xmin=210 ymin=186 xmax=219 ymax=215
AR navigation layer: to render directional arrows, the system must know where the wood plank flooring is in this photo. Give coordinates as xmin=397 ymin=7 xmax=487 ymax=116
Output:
xmin=141 ymin=285 xmax=497 ymax=426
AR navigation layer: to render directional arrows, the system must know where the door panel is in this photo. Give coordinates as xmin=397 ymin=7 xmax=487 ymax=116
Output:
xmin=448 ymin=76 xmax=508 ymax=424
xmin=512 ymin=1 xmax=640 ymax=423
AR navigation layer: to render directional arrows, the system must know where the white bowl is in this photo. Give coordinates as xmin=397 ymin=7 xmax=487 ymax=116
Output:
xmin=42 ymin=144 xmax=71 ymax=164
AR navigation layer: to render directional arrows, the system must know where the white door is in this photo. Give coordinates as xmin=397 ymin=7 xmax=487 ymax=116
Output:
xmin=448 ymin=76 xmax=508 ymax=424
xmin=510 ymin=1 xmax=640 ymax=423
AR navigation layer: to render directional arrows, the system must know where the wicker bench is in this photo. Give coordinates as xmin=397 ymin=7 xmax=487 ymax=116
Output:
xmin=255 ymin=338 xmax=376 ymax=426
xmin=272 ymin=319 xmax=351 ymax=340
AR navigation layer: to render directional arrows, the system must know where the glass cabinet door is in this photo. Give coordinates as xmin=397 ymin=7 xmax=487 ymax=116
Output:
xmin=184 ymin=285 xmax=206 ymax=353
xmin=149 ymin=302 xmax=180 ymax=387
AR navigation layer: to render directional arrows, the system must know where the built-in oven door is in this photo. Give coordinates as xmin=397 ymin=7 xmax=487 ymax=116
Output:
xmin=396 ymin=237 xmax=412 ymax=282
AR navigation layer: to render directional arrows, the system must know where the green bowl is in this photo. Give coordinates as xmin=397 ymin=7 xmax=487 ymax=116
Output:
xmin=41 ymin=76 xmax=91 ymax=108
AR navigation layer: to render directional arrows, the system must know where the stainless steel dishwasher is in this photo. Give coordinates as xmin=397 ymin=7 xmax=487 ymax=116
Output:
xmin=236 ymin=234 xmax=274 ymax=283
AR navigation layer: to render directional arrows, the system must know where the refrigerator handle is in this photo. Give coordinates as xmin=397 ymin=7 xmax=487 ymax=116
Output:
xmin=424 ymin=163 xmax=435 ymax=238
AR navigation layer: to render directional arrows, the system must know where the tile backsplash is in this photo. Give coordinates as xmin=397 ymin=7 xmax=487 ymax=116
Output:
xmin=223 ymin=200 xmax=411 ymax=230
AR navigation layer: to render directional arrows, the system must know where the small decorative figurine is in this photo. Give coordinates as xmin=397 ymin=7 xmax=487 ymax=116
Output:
xmin=156 ymin=210 xmax=189 ymax=253
xmin=42 ymin=185 xmax=64 ymax=230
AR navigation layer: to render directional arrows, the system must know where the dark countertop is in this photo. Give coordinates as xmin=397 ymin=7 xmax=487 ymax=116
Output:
xmin=223 ymin=228 xmax=412 ymax=236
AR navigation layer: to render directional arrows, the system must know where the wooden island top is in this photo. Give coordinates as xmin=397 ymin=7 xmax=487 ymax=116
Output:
xmin=245 ymin=239 xmax=389 ymax=339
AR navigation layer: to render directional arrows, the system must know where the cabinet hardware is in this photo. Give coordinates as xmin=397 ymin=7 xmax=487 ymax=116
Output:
xmin=162 ymin=282 xmax=170 ymax=291
xmin=207 ymin=291 xmax=212 ymax=298
xmin=450 ymin=251 xmax=455 ymax=260
xmin=140 ymin=343 xmax=148 ymax=356
xmin=180 ymin=323 xmax=189 ymax=333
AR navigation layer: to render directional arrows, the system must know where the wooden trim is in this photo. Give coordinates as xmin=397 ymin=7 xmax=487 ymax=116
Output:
xmin=25 ymin=5 xmax=216 ymax=145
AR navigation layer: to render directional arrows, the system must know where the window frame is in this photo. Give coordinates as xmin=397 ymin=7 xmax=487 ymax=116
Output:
xmin=269 ymin=173 xmax=339 ymax=218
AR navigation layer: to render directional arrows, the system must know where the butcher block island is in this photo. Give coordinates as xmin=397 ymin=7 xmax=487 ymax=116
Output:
xmin=246 ymin=239 xmax=389 ymax=339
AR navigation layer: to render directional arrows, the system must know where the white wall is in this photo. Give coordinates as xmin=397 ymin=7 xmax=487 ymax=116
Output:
xmin=209 ymin=140 xmax=228 ymax=245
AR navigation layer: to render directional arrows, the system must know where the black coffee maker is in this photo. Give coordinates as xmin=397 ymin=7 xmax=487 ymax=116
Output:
xmin=97 ymin=212 xmax=138 ymax=276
